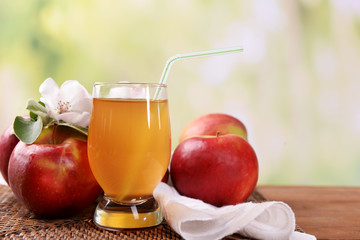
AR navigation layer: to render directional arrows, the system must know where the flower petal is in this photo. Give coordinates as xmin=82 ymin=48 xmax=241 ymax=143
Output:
xmin=57 ymin=112 xmax=91 ymax=128
xmin=59 ymin=80 xmax=91 ymax=109
xmin=39 ymin=78 xmax=60 ymax=111
xmin=72 ymin=97 xmax=92 ymax=113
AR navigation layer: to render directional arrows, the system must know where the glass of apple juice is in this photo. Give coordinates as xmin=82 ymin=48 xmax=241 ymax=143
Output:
xmin=88 ymin=82 xmax=171 ymax=230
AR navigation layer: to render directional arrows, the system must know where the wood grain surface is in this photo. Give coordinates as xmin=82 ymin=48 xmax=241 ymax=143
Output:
xmin=258 ymin=186 xmax=360 ymax=240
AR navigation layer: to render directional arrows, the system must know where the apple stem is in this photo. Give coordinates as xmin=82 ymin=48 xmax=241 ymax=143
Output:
xmin=216 ymin=131 xmax=220 ymax=137
xmin=52 ymin=124 xmax=58 ymax=144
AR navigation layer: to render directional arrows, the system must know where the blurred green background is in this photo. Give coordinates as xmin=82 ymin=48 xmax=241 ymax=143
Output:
xmin=1 ymin=0 xmax=360 ymax=186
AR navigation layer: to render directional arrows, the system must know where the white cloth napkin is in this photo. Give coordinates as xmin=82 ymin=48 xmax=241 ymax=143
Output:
xmin=0 ymin=175 xmax=6 ymax=186
xmin=153 ymin=183 xmax=316 ymax=240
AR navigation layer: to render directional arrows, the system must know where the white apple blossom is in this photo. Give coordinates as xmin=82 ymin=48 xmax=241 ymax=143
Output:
xmin=39 ymin=78 xmax=92 ymax=128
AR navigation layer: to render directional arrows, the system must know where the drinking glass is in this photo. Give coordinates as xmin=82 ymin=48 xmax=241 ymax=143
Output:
xmin=88 ymin=82 xmax=171 ymax=230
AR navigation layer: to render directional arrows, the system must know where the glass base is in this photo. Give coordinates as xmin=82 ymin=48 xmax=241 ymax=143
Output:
xmin=93 ymin=195 xmax=163 ymax=230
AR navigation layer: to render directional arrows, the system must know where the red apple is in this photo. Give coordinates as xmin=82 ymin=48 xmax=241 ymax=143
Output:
xmin=179 ymin=113 xmax=247 ymax=143
xmin=0 ymin=123 xmax=20 ymax=185
xmin=170 ymin=134 xmax=258 ymax=207
xmin=161 ymin=168 xmax=169 ymax=183
xmin=8 ymin=126 xmax=103 ymax=218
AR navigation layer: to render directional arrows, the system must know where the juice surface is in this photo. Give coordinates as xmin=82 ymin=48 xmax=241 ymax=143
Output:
xmin=88 ymin=98 xmax=171 ymax=202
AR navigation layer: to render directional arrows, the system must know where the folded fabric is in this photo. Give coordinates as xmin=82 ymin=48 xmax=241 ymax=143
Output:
xmin=153 ymin=183 xmax=316 ymax=240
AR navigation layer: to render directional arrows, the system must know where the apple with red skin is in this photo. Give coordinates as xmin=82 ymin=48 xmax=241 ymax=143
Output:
xmin=179 ymin=113 xmax=247 ymax=143
xmin=170 ymin=134 xmax=258 ymax=207
xmin=0 ymin=116 xmax=30 ymax=185
xmin=161 ymin=168 xmax=169 ymax=183
xmin=8 ymin=126 xmax=103 ymax=218
xmin=0 ymin=124 xmax=20 ymax=185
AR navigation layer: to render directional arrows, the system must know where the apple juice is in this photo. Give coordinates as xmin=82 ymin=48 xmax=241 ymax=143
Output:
xmin=88 ymin=98 xmax=171 ymax=202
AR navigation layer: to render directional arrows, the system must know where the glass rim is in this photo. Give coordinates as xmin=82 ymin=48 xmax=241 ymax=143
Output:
xmin=93 ymin=82 xmax=167 ymax=88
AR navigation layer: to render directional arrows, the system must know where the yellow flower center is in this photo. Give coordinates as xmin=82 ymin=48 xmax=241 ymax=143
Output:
xmin=56 ymin=100 xmax=72 ymax=114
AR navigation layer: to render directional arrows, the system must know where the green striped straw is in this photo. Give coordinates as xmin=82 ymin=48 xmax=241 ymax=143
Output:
xmin=155 ymin=46 xmax=243 ymax=99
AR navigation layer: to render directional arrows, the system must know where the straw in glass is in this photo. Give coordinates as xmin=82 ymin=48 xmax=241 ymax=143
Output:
xmin=154 ymin=46 xmax=244 ymax=99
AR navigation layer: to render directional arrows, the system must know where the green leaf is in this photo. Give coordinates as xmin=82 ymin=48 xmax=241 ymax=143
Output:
xmin=26 ymin=99 xmax=47 ymax=115
xmin=26 ymin=99 xmax=52 ymax=126
xmin=29 ymin=111 xmax=38 ymax=121
xmin=38 ymin=101 xmax=46 ymax=107
xmin=57 ymin=122 xmax=88 ymax=136
xmin=13 ymin=116 xmax=43 ymax=144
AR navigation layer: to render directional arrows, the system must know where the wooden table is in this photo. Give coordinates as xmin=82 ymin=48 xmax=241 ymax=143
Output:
xmin=1 ymin=183 xmax=359 ymax=239
xmin=257 ymin=186 xmax=360 ymax=240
